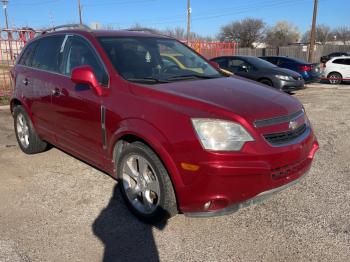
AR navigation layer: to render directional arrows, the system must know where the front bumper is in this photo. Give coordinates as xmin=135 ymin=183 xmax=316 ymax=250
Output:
xmin=177 ymin=131 xmax=319 ymax=215
xmin=273 ymin=78 xmax=305 ymax=91
xmin=185 ymin=170 xmax=309 ymax=217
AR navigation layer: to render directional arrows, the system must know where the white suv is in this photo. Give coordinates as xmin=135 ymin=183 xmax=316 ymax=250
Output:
xmin=322 ymin=56 xmax=350 ymax=84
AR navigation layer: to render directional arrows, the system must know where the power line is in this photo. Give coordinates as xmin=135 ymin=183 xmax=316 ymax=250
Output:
xmin=84 ymin=0 xmax=157 ymax=8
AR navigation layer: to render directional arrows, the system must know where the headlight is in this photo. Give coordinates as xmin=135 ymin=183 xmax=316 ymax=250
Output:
xmin=275 ymin=75 xmax=293 ymax=81
xmin=191 ymin=119 xmax=254 ymax=151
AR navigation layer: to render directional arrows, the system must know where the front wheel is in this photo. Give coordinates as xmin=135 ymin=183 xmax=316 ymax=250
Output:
xmin=259 ymin=79 xmax=273 ymax=87
xmin=117 ymin=142 xmax=178 ymax=223
xmin=328 ymin=72 xmax=342 ymax=85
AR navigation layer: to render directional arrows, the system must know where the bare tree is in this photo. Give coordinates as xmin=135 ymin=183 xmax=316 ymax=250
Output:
xmin=302 ymin=24 xmax=331 ymax=44
xmin=163 ymin=27 xmax=186 ymax=39
xmin=265 ymin=21 xmax=300 ymax=47
xmin=333 ymin=26 xmax=350 ymax=44
xmin=218 ymin=18 xmax=265 ymax=48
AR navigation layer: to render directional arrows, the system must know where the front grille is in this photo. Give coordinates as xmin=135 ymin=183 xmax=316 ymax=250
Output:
xmin=264 ymin=123 xmax=307 ymax=145
xmin=254 ymin=110 xmax=303 ymax=128
xmin=271 ymin=157 xmax=310 ymax=180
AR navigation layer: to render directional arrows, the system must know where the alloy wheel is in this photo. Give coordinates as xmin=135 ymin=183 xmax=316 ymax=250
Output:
xmin=16 ymin=113 xmax=30 ymax=148
xmin=121 ymin=154 xmax=161 ymax=215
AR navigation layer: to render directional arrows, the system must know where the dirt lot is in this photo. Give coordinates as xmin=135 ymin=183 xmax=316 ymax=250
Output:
xmin=0 ymin=85 xmax=349 ymax=262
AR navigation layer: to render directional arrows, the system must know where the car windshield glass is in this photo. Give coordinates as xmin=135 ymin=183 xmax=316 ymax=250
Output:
xmin=98 ymin=36 xmax=222 ymax=84
xmin=246 ymin=57 xmax=277 ymax=68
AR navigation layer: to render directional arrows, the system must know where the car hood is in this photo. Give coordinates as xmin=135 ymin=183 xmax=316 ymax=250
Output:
xmin=262 ymin=67 xmax=302 ymax=77
xmin=148 ymin=76 xmax=301 ymax=122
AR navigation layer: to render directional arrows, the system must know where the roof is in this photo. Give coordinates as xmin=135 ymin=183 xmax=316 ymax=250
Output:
xmin=329 ymin=56 xmax=350 ymax=60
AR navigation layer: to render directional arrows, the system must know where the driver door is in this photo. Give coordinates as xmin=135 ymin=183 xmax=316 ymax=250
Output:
xmin=228 ymin=58 xmax=254 ymax=79
xmin=51 ymin=35 xmax=109 ymax=167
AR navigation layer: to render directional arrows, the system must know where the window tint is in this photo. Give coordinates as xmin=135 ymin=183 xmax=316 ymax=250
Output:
xmin=262 ymin=57 xmax=277 ymax=65
xmin=31 ymin=35 xmax=65 ymax=72
xmin=229 ymin=59 xmax=246 ymax=67
xmin=64 ymin=36 xmax=108 ymax=87
xmin=333 ymin=59 xmax=346 ymax=65
xmin=345 ymin=59 xmax=350 ymax=65
xmin=213 ymin=58 xmax=228 ymax=68
xmin=18 ymin=41 xmax=38 ymax=66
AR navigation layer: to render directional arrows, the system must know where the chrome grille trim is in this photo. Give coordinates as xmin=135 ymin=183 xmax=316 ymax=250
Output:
xmin=254 ymin=110 xmax=304 ymax=128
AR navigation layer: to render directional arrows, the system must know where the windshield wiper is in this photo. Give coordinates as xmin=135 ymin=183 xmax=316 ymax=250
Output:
xmin=126 ymin=77 xmax=170 ymax=84
xmin=168 ymin=74 xmax=221 ymax=81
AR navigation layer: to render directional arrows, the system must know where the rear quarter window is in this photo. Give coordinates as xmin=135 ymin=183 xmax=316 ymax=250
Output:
xmin=18 ymin=41 xmax=38 ymax=67
xmin=31 ymin=35 xmax=65 ymax=73
xmin=333 ymin=59 xmax=346 ymax=65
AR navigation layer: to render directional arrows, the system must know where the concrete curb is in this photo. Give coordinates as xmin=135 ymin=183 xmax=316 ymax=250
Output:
xmin=0 ymin=105 xmax=10 ymax=110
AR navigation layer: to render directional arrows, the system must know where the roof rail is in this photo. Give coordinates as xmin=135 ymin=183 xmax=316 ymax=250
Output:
xmin=42 ymin=24 xmax=91 ymax=35
xmin=125 ymin=28 xmax=160 ymax=34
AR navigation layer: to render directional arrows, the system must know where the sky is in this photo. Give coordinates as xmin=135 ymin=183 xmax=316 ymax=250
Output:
xmin=2 ymin=0 xmax=349 ymax=37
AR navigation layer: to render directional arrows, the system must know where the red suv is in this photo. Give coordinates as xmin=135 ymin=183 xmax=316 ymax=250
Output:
xmin=10 ymin=25 xmax=319 ymax=223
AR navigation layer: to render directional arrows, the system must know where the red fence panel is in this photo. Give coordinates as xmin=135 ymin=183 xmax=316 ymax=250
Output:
xmin=186 ymin=41 xmax=237 ymax=59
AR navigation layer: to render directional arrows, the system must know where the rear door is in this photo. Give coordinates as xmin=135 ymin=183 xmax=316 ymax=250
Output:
xmin=341 ymin=59 xmax=350 ymax=78
xmin=51 ymin=35 xmax=109 ymax=166
xmin=227 ymin=58 xmax=256 ymax=80
xmin=22 ymin=35 xmax=65 ymax=141
xmin=332 ymin=58 xmax=350 ymax=78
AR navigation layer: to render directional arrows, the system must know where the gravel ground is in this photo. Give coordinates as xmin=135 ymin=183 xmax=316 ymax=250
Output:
xmin=0 ymin=85 xmax=349 ymax=262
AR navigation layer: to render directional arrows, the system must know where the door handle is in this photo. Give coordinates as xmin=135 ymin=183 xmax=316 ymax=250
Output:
xmin=52 ymin=88 xmax=62 ymax=97
xmin=22 ymin=78 xmax=29 ymax=86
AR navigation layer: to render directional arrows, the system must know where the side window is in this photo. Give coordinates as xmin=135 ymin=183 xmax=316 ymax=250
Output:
xmin=333 ymin=59 xmax=345 ymax=65
xmin=18 ymin=41 xmax=38 ymax=66
xmin=31 ymin=35 xmax=65 ymax=72
xmin=64 ymin=36 xmax=109 ymax=87
xmin=345 ymin=59 xmax=350 ymax=65
xmin=276 ymin=58 xmax=287 ymax=66
xmin=264 ymin=57 xmax=277 ymax=65
xmin=213 ymin=58 xmax=228 ymax=68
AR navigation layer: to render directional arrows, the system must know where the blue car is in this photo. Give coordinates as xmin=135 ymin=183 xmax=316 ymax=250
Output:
xmin=259 ymin=56 xmax=321 ymax=83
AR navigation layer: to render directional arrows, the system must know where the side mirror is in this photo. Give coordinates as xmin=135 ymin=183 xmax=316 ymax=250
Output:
xmin=209 ymin=61 xmax=220 ymax=70
xmin=71 ymin=66 xmax=103 ymax=96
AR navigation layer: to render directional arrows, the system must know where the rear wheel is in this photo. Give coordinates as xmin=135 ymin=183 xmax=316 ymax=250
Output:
xmin=328 ymin=72 xmax=342 ymax=85
xmin=117 ymin=142 xmax=177 ymax=223
xmin=259 ymin=79 xmax=273 ymax=87
xmin=14 ymin=106 xmax=48 ymax=154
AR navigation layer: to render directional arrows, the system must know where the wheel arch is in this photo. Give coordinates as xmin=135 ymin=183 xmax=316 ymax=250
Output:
xmin=258 ymin=77 xmax=273 ymax=86
xmin=327 ymin=71 xmax=343 ymax=78
xmin=108 ymin=119 xmax=185 ymax=204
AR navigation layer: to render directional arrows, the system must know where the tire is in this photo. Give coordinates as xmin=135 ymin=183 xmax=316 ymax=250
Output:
xmin=328 ymin=72 xmax=342 ymax=85
xmin=259 ymin=79 xmax=273 ymax=87
xmin=117 ymin=141 xmax=178 ymax=224
xmin=14 ymin=105 xmax=48 ymax=154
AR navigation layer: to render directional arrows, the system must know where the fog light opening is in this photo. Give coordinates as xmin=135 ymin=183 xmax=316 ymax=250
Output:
xmin=204 ymin=201 xmax=212 ymax=210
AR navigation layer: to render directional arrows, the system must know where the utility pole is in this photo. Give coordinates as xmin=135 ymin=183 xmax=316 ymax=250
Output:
xmin=2 ymin=0 xmax=12 ymax=59
xmin=78 ymin=0 xmax=83 ymax=25
xmin=2 ymin=0 xmax=9 ymax=29
xmin=308 ymin=0 xmax=318 ymax=63
xmin=186 ymin=0 xmax=191 ymax=44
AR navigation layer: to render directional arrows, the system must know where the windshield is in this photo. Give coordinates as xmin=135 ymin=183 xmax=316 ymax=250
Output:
xmin=245 ymin=57 xmax=277 ymax=68
xmin=98 ymin=37 xmax=222 ymax=84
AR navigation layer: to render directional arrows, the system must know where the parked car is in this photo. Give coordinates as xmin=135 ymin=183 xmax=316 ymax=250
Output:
xmin=322 ymin=56 xmax=350 ymax=84
xmin=259 ymin=56 xmax=321 ymax=83
xmin=10 ymin=24 xmax=319 ymax=223
xmin=210 ymin=55 xmax=304 ymax=91
xmin=320 ymin=52 xmax=348 ymax=64
xmin=162 ymin=53 xmax=233 ymax=76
